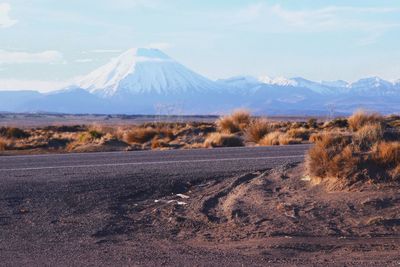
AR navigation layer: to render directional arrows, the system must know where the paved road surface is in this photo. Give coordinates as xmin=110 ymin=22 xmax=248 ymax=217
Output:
xmin=0 ymin=145 xmax=308 ymax=180
xmin=0 ymin=145 xmax=309 ymax=266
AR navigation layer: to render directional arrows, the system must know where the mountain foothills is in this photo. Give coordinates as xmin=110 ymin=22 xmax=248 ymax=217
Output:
xmin=1 ymin=48 xmax=400 ymax=115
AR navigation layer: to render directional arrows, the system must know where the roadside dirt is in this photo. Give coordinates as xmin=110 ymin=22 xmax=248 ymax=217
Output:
xmin=1 ymin=163 xmax=400 ymax=266
xmin=92 ymin=163 xmax=400 ymax=265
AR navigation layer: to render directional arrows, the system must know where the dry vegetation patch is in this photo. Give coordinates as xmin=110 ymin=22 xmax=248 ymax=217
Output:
xmin=348 ymin=110 xmax=383 ymax=131
xmin=216 ymin=109 xmax=251 ymax=134
xmin=244 ymin=118 xmax=273 ymax=143
xmin=306 ymin=111 xmax=400 ymax=188
xmin=204 ymin=133 xmax=244 ymax=148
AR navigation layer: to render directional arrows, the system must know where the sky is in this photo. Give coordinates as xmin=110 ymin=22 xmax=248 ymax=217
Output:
xmin=0 ymin=0 xmax=400 ymax=92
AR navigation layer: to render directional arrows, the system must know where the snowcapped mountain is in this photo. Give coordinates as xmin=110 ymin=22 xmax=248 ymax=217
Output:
xmin=76 ymin=48 xmax=219 ymax=97
xmin=348 ymin=77 xmax=398 ymax=96
xmin=259 ymin=76 xmax=296 ymax=87
xmin=1 ymin=48 xmax=400 ymax=115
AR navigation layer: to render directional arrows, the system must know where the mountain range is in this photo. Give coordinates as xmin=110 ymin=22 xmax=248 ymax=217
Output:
xmin=1 ymin=48 xmax=400 ymax=115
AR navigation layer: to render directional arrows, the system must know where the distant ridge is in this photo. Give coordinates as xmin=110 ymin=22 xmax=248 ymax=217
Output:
xmin=0 ymin=48 xmax=399 ymax=115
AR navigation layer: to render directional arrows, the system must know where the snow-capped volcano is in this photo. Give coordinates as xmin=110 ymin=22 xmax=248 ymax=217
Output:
xmin=2 ymin=47 xmax=400 ymax=115
xmin=76 ymin=48 xmax=219 ymax=97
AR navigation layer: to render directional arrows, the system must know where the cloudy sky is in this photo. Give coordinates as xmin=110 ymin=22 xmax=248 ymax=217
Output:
xmin=1 ymin=0 xmax=400 ymax=91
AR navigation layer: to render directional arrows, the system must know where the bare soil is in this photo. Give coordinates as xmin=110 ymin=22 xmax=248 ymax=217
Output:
xmin=92 ymin=163 xmax=400 ymax=265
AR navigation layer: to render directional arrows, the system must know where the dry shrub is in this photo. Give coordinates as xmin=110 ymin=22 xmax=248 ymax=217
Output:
xmin=0 ymin=127 xmax=30 ymax=139
xmin=204 ymin=133 xmax=244 ymax=148
xmin=307 ymin=118 xmax=318 ymax=128
xmin=125 ymin=127 xmax=157 ymax=143
xmin=348 ymin=110 xmax=383 ymax=131
xmin=244 ymin=119 xmax=272 ymax=143
xmin=306 ymin=134 xmax=353 ymax=180
xmin=259 ymin=131 xmax=301 ymax=146
xmin=323 ymin=118 xmax=348 ymax=129
xmin=306 ymin=129 xmax=400 ymax=186
xmin=309 ymin=132 xmax=325 ymax=143
xmin=390 ymin=165 xmax=400 ymax=181
xmin=216 ymin=109 xmax=251 ymax=134
xmin=0 ymin=138 xmax=7 ymax=151
xmin=151 ymin=138 xmax=170 ymax=149
xmin=287 ymin=127 xmax=311 ymax=141
xmin=353 ymin=123 xmax=384 ymax=150
xmin=371 ymin=142 xmax=400 ymax=168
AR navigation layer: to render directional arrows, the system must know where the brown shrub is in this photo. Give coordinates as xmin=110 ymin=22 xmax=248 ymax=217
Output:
xmin=348 ymin=110 xmax=383 ymax=131
xmin=0 ymin=138 xmax=7 ymax=151
xmin=151 ymin=138 xmax=170 ymax=149
xmin=216 ymin=109 xmax=251 ymax=133
xmin=371 ymin=142 xmax=400 ymax=167
xmin=309 ymin=132 xmax=324 ymax=143
xmin=353 ymin=123 xmax=384 ymax=151
xmin=323 ymin=118 xmax=349 ymax=129
xmin=390 ymin=165 xmax=400 ymax=181
xmin=0 ymin=127 xmax=30 ymax=139
xmin=307 ymin=118 xmax=317 ymax=128
xmin=124 ymin=127 xmax=157 ymax=143
xmin=306 ymin=134 xmax=353 ymax=180
xmin=244 ymin=119 xmax=272 ymax=143
xmin=204 ymin=133 xmax=244 ymax=148
xmin=259 ymin=131 xmax=301 ymax=146
xmin=287 ymin=127 xmax=311 ymax=141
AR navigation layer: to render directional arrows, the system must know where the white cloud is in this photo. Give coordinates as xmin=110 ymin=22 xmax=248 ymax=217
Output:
xmin=148 ymin=42 xmax=171 ymax=50
xmin=0 ymin=3 xmax=17 ymax=28
xmin=105 ymin=0 xmax=160 ymax=9
xmin=0 ymin=79 xmax=68 ymax=92
xmin=0 ymin=50 xmax=63 ymax=64
xmin=75 ymin=58 xmax=93 ymax=63
xmin=90 ymin=49 xmax=122 ymax=53
xmin=227 ymin=3 xmax=400 ymax=33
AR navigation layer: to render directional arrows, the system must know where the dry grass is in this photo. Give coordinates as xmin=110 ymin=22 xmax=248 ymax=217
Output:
xmin=306 ymin=110 xmax=400 ymax=186
xmin=348 ymin=110 xmax=383 ymax=131
xmin=353 ymin=123 xmax=384 ymax=150
xmin=216 ymin=109 xmax=251 ymax=134
xmin=0 ymin=138 xmax=7 ymax=151
xmin=204 ymin=133 xmax=244 ymax=148
xmin=371 ymin=142 xmax=400 ymax=167
xmin=244 ymin=118 xmax=273 ymax=143
xmin=306 ymin=133 xmax=355 ymax=182
xmin=287 ymin=127 xmax=312 ymax=141
xmin=323 ymin=118 xmax=348 ymax=129
xmin=0 ymin=127 xmax=30 ymax=139
xmin=124 ymin=127 xmax=158 ymax=143
xmin=259 ymin=131 xmax=301 ymax=146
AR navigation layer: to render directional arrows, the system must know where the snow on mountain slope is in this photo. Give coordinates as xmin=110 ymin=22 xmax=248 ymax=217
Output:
xmin=291 ymin=77 xmax=340 ymax=94
xmin=321 ymin=80 xmax=349 ymax=88
xmin=349 ymin=77 xmax=397 ymax=96
xmin=76 ymin=48 xmax=220 ymax=97
xmin=259 ymin=76 xmax=296 ymax=87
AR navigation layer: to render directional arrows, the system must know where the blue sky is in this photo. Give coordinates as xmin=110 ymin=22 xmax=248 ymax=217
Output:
xmin=0 ymin=0 xmax=400 ymax=91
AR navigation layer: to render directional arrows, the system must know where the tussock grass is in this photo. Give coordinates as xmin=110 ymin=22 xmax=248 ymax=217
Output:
xmin=306 ymin=110 xmax=400 ymax=187
xmin=348 ymin=110 xmax=383 ymax=131
xmin=0 ymin=138 xmax=7 ymax=151
xmin=323 ymin=118 xmax=348 ymax=129
xmin=259 ymin=131 xmax=301 ymax=146
xmin=216 ymin=109 xmax=251 ymax=133
xmin=371 ymin=142 xmax=400 ymax=168
xmin=286 ymin=127 xmax=312 ymax=141
xmin=204 ymin=133 xmax=244 ymax=148
xmin=244 ymin=119 xmax=272 ymax=143
xmin=0 ymin=127 xmax=30 ymax=139
xmin=353 ymin=123 xmax=384 ymax=150
xmin=124 ymin=127 xmax=158 ymax=143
